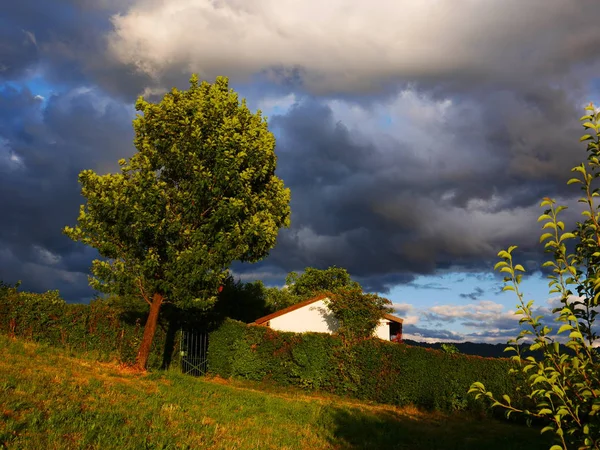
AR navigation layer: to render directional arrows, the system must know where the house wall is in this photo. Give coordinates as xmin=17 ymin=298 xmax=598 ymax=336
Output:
xmin=374 ymin=321 xmax=390 ymax=340
xmin=269 ymin=299 xmax=339 ymax=334
xmin=267 ymin=298 xmax=393 ymax=340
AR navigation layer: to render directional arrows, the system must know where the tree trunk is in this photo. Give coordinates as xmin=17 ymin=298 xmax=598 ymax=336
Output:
xmin=135 ymin=292 xmax=163 ymax=370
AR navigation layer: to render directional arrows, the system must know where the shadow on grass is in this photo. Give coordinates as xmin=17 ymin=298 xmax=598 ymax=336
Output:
xmin=326 ymin=407 xmax=553 ymax=450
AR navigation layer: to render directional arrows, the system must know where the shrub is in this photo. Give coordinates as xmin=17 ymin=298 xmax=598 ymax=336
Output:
xmin=207 ymin=320 xmax=522 ymax=413
xmin=0 ymin=289 xmax=177 ymax=369
xmin=206 ymin=318 xmax=247 ymax=377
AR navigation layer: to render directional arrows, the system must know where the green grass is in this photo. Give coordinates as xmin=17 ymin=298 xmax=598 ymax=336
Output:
xmin=0 ymin=334 xmax=552 ymax=450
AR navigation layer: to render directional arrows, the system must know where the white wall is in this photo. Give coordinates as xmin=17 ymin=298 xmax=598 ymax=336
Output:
xmin=269 ymin=299 xmax=339 ymax=333
xmin=374 ymin=320 xmax=390 ymax=340
xmin=268 ymin=298 xmax=392 ymax=340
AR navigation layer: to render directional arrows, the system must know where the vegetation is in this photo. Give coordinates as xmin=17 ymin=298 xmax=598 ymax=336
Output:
xmin=208 ymin=319 xmax=524 ymax=413
xmin=0 ymin=285 xmax=177 ymax=369
xmin=441 ymin=343 xmax=460 ymax=355
xmin=470 ymin=104 xmax=600 ymax=449
xmin=286 ymin=266 xmax=362 ymax=299
xmin=325 ymin=288 xmax=392 ymax=341
xmin=263 ymin=266 xmax=363 ymax=311
xmin=212 ymin=275 xmax=273 ymax=323
xmin=63 ymin=75 xmax=291 ymax=369
xmin=0 ymin=334 xmax=551 ymax=450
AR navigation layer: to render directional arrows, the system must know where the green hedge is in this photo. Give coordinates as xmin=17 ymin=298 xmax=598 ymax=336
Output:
xmin=208 ymin=319 xmax=526 ymax=413
xmin=0 ymin=289 xmax=179 ymax=370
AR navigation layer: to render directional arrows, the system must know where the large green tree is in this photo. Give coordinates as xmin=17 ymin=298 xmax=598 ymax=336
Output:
xmin=64 ymin=75 xmax=291 ymax=369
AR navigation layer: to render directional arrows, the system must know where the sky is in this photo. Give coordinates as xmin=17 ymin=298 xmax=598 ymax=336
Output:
xmin=2 ymin=0 xmax=600 ymax=344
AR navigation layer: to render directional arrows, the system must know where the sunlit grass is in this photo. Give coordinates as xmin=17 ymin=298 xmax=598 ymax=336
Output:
xmin=0 ymin=334 xmax=551 ymax=449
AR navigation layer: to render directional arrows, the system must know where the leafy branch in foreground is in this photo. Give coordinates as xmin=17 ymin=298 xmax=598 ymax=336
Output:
xmin=469 ymin=104 xmax=600 ymax=450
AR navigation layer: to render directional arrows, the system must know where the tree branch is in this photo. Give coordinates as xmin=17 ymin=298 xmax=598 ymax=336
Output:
xmin=137 ymin=278 xmax=152 ymax=306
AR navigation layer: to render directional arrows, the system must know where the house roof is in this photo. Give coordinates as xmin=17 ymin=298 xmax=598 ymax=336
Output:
xmin=253 ymin=294 xmax=404 ymax=325
xmin=384 ymin=313 xmax=404 ymax=324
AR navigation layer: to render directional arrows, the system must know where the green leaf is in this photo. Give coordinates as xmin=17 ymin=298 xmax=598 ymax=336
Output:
xmin=582 ymin=121 xmax=597 ymax=130
xmin=569 ymin=331 xmax=583 ymax=340
xmin=557 ymin=324 xmax=572 ymax=334
xmin=559 ymin=232 xmax=576 ymax=241
xmin=494 ymin=261 xmax=508 ymax=270
xmin=540 ymin=233 xmax=554 ymax=243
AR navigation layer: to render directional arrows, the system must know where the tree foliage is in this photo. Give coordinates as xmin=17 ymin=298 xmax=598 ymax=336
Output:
xmin=264 ymin=266 xmax=362 ymax=311
xmin=64 ymin=75 xmax=290 ymax=368
xmin=441 ymin=343 xmax=460 ymax=355
xmin=470 ymin=104 xmax=600 ymax=450
xmin=213 ymin=275 xmax=272 ymax=323
xmin=325 ymin=288 xmax=392 ymax=342
xmin=286 ymin=266 xmax=362 ymax=298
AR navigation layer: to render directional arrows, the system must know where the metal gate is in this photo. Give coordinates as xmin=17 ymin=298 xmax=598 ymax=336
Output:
xmin=180 ymin=329 xmax=209 ymax=376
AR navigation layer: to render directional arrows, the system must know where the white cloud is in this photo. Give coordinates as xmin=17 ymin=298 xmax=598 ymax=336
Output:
xmin=107 ymin=0 xmax=595 ymax=92
xmin=391 ymin=302 xmax=419 ymax=325
xmin=33 ymin=245 xmax=61 ymax=265
xmin=547 ymin=294 xmax=596 ymax=312
xmin=229 ymin=269 xmax=283 ymax=283
xmin=424 ymin=300 xmax=519 ymax=328
xmin=0 ymin=139 xmax=25 ymax=172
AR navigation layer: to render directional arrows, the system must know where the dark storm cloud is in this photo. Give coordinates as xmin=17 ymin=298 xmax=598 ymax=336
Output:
xmin=1 ymin=0 xmax=600 ymax=303
xmin=406 ymin=282 xmax=450 ymax=291
xmin=0 ymin=0 xmax=151 ymax=100
xmin=460 ymin=287 xmax=485 ymax=301
xmin=0 ymin=23 xmax=38 ymax=80
xmin=231 ymin=86 xmax=589 ymax=292
xmin=0 ymin=84 xmax=134 ymax=301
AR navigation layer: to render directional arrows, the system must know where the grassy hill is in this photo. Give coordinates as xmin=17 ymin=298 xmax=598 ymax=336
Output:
xmin=0 ymin=334 xmax=551 ymax=450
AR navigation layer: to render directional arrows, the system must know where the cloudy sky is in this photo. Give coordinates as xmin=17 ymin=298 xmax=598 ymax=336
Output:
xmin=2 ymin=0 xmax=600 ymax=343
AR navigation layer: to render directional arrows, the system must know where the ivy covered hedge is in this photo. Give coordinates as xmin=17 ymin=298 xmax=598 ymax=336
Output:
xmin=0 ymin=288 xmax=179 ymax=369
xmin=208 ymin=319 xmax=527 ymax=413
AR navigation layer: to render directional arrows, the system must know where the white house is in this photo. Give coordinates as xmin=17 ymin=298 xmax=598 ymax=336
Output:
xmin=253 ymin=294 xmax=403 ymax=341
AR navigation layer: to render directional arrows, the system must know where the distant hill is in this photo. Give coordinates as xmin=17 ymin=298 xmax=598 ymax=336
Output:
xmin=403 ymin=339 xmax=578 ymax=359
xmin=403 ymin=339 xmax=521 ymax=358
